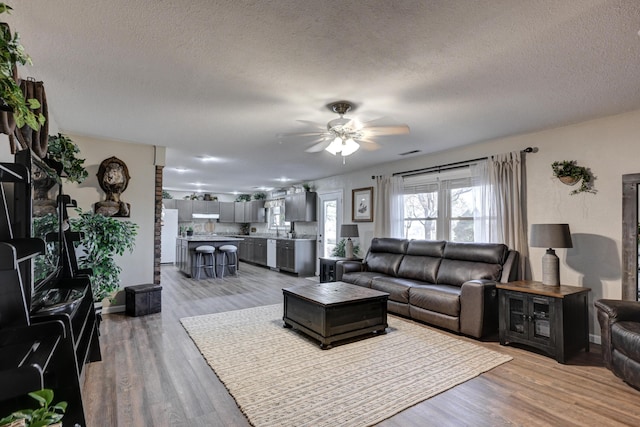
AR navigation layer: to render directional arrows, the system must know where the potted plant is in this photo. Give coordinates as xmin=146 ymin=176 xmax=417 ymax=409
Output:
xmin=186 ymin=226 xmax=194 ymax=236
xmin=551 ymin=160 xmax=596 ymax=195
xmin=0 ymin=389 xmax=66 ymax=427
xmin=252 ymin=192 xmax=266 ymax=200
xmin=45 ymin=133 xmax=88 ymax=183
xmin=0 ymin=4 xmax=45 ymax=130
xmin=235 ymin=194 xmax=251 ymax=202
xmin=69 ymin=209 xmax=139 ymax=302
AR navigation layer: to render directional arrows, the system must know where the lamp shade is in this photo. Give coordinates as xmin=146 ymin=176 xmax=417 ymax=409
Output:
xmin=530 ymin=224 xmax=573 ymax=249
xmin=340 ymin=224 xmax=359 ymax=238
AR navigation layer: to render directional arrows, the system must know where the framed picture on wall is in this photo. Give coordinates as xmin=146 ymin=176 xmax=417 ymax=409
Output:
xmin=352 ymin=187 xmax=373 ymax=222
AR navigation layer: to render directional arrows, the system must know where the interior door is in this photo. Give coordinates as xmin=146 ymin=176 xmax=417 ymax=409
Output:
xmin=317 ymin=191 xmax=343 ymax=273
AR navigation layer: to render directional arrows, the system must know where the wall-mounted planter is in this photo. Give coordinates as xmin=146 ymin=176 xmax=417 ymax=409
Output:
xmin=551 ymin=160 xmax=596 ymax=195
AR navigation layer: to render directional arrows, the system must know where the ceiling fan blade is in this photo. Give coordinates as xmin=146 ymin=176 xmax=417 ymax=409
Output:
xmin=277 ymin=131 xmax=329 ymax=139
xmin=363 ymin=124 xmax=410 ymax=136
xmin=305 ymin=140 xmax=332 ymax=153
xmin=296 ymin=120 xmax=327 ymax=129
xmin=355 ymin=138 xmax=381 ymax=151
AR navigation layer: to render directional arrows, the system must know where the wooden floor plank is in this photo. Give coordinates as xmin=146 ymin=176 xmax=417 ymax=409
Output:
xmin=82 ymin=263 xmax=640 ymax=426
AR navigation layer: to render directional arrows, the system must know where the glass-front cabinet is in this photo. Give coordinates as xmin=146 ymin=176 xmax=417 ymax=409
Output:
xmin=497 ymin=281 xmax=591 ymax=363
xmin=503 ymin=292 xmax=555 ymax=348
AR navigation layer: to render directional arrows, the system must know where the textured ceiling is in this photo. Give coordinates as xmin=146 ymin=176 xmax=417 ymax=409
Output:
xmin=5 ymin=0 xmax=640 ymax=194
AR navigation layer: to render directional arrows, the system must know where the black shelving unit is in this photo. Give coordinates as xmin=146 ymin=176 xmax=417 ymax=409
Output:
xmin=0 ymin=153 xmax=101 ymax=426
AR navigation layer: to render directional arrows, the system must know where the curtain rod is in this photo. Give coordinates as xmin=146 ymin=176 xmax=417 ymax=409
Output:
xmin=390 ymin=147 xmax=536 ymax=178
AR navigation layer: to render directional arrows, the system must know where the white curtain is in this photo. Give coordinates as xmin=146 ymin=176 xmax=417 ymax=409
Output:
xmin=472 ymin=151 xmax=528 ymax=277
xmin=374 ymin=176 xmax=404 ymax=238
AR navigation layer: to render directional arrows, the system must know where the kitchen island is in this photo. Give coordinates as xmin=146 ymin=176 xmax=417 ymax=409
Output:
xmin=176 ymin=236 xmax=244 ymax=278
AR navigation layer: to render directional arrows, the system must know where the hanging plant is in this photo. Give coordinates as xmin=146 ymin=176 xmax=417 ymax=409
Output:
xmin=46 ymin=133 xmax=88 ymax=183
xmin=0 ymin=4 xmax=45 ymax=130
xmin=551 ymin=160 xmax=596 ymax=195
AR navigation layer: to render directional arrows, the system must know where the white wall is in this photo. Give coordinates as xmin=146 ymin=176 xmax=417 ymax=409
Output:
xmin=314 ymin=108 xmax=640 ymax=339
xmin=64 ymin=133 xmax=157 ymax=306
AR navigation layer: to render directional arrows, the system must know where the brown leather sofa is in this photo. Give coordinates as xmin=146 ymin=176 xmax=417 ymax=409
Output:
xmin=336 ymin=238 xmax=519 ymax=338
xmin=594 ymin=299 xmax=640 ymax=390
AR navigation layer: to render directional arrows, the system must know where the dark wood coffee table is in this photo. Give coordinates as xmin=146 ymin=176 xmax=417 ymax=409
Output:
xmin=282 ymin=281 xmax=389 ymax=349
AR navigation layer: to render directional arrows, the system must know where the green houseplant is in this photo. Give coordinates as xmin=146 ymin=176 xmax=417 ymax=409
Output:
xmin=0 ymin=3 xmax=45 ymax=130
xmin=69 ymin=209 xmax=139 ymax=302
xmin=45 ymin=133 xmax=88 ymax=183
xmin=0 ymin=389 xmax=66 ymax=427
xmin=331 ymin=238 xmax=361 ymax=258
xmin=551 ymin=160 xmax=596 ymax=195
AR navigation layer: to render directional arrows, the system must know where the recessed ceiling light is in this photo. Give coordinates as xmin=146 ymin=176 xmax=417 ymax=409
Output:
xmin=276 ymin=177 xmax=292 ymax=183
xmin=197 ymin=155 xmax=222 ymax=162
xmin=173 ymin=167 xmax=189 ymax=173
xmin=193 ymin=182 xmax=204 ymax=187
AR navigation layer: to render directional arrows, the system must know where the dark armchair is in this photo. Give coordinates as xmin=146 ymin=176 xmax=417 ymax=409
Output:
xmin=594 ymin=299 xmax=640 ymax=390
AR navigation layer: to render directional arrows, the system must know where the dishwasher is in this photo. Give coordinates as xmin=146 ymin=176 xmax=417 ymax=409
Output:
xmin=267 ymin=238 xmax=277 ymax=269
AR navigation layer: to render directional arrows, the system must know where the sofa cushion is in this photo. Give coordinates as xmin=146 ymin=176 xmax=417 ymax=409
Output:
xmin=364 ymin=238 xmax=409 ymax=276
xmin=341 ymin=271 xmax=383 ymax=288
xmin=437 ymin=259 xmax=503 ymax=287
xmin=397 ymin=240 xmax=445 ymax=283
xmin=612 ymin=321 xmax=640 ymax=362
xmin=443 ymin=242 xmax=508 ymax=264
xmin=370 ymin=277 xmax=424 ymax=304
xmin=409 ymin=284 xmax=461 ymax=317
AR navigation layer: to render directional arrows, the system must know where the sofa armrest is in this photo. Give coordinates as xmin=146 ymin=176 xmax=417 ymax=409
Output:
xmin=460 ymin=279 xmax=498 ymax=338
xmin=336 ymin=260 xmax=364 ymax=281
xmin=594 ymin=299 xmax=640 ymax=369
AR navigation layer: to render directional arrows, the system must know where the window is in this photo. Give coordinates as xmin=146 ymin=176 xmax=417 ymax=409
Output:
xmin=266 ymin=200 xmax=289 ymax=230
xmin=402 ymin=170 xmax=475 ymax=242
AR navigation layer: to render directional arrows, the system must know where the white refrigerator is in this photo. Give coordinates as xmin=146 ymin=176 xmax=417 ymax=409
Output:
xmin=161 ymin=209 xmax=179 ymax=264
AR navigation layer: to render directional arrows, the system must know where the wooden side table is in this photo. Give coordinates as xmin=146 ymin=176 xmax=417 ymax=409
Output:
xmin=319 ymin=256 xmax=361 ymax=283
xmin=496 ymin=280 xmax=591 ymax=363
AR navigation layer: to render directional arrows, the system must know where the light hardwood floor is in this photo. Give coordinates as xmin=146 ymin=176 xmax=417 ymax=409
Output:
xmin=83 ymin=263 xmax=640 ymax=426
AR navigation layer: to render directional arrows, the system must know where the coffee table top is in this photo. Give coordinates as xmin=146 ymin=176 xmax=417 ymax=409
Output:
xmin=283 ymin=281 xmax=389 ymax=306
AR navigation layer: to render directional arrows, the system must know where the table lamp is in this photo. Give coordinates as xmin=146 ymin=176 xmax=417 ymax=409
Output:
xmin=340 ymin=224 xmax=359 ymax=259
xmin=530 ymin=223 xmax=573 ymax=286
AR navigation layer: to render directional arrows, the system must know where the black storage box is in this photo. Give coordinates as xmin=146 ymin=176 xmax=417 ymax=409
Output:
xmin=125 ymin=284 xmax=162 ymax=317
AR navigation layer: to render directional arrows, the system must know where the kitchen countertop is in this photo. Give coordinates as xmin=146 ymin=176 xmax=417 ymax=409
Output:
xmin=228 ymin=235 xmax=316 ymax=241
xmin=177 ymin=236 xmax=244 ymax=242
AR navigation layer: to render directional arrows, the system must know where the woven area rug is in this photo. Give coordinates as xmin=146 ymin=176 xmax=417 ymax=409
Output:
xmin=181 ymin=304 xmax=511 ymax=427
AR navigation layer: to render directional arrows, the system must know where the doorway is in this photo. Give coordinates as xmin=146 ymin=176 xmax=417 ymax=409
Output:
xmin=317 ymin=191 xmax=343 ymax=272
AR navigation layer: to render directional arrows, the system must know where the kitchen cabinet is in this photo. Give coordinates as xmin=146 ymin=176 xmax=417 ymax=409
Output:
xmin=238 ymin=237 xmax=267 ymax=266
xmin=276 ymin=239 xmax=316 ymax=276
xmin=285 ymin=192 xmax=317 ymax=222
xmin=219 ymin=202 xmax=235 ymax=223
xmin=234 ymin=201 xmax=266 ymax=223
xmin=497 ymin=280 xmax=591 ymax=363
xmin=162 ymin=199 xmax=177 ymax=209
xmin=192 ymin=200 xmax=220 ymax=214
xmin=176 ymin=200 xmax=193 ymax=222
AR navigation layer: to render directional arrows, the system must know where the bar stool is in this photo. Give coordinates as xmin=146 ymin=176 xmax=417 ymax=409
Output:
xmin=193 ymin=245 xmax=216 ymax=279
xmin=217 ymin=245 xmax=238 ymax=277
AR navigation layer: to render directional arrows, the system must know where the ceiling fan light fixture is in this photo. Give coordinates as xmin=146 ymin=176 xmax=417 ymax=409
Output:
xmin=325 ymin=137 xmax=343 ymax=155
xmin=341 ymin=138 xmax=360 ymax=156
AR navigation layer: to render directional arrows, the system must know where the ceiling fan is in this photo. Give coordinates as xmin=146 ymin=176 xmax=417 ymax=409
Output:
xmin=277 ymin=101 xmax=410 ymax=157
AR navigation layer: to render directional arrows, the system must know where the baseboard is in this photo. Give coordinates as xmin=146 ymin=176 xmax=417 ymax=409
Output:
xmin=590 ymin=333 xmax=601 ymax=345
xmin=102 ymin=304 xmax=125 ymax=314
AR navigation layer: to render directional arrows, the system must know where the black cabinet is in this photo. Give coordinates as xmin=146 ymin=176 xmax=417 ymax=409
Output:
xmin=498 ymin=281 xmax=591 ymax=363
xmin=319 ymin=256 xmax=361 ymax=283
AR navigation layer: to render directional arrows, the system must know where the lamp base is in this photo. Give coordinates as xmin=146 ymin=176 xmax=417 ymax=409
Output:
xmin=345 ymin=238 xmax=354 ymax=259
xmin=541 ymin=249 xmax=560 ymax=286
